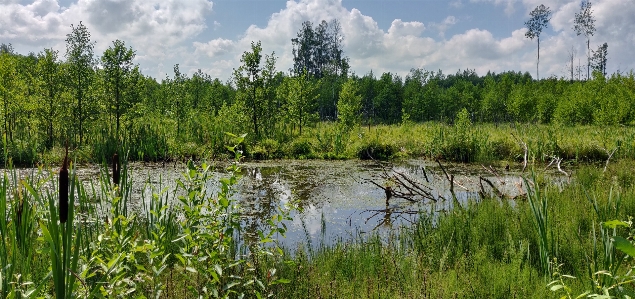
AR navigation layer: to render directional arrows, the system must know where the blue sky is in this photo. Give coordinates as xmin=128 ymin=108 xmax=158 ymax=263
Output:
xmin=1 ymin=0 xmax=634 ymax=81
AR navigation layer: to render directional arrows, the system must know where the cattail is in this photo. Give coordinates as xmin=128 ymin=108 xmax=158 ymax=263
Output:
xmin=15 ymin=189 xmax=23 ymax=229
xmin=112 ymin=152 xmax=120 ymax=186
xmin=59 ymin=143 xmax=69 ymax=223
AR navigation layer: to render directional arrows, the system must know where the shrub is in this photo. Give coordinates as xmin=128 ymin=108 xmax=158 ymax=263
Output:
xmin=287 ymin=139 xmax=313 ymax=158
xmin=251 ymin=138 xmax=282 ymax=160
xmin=357 ymin=140 xmax=395 ymax=160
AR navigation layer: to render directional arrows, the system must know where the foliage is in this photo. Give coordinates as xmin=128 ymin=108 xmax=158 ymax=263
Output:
xmin=525 ymin=4 xmax=552 ymax=80
xmin=0 ymin=24 xmax=634 ymax=165
xmin=573 ymin=0 xmax=596 ymax=80
xmin=337 ymin=78 xmax=362 ymax=132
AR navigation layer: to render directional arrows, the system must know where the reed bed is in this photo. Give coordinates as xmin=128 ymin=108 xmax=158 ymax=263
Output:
xmin=0 ymin=134 xmax=291 ymax=298
xmin=269 ymin=160 xmax=635 ymax=298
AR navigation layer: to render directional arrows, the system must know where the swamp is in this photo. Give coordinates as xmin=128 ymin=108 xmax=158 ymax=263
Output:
xmin=2 ymin=5 xmax=635 ymax=297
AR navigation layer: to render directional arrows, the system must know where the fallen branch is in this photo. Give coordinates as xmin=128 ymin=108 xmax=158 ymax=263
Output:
xmin=546 ymin=156 xmax=569 ymax=178
xmin=511 ymin=133 xmax=528 ymax=172
xmin=603 ymin=146 xmax=618 ymax=173
xmin=479 ymin=176 xmax=505 ymax=200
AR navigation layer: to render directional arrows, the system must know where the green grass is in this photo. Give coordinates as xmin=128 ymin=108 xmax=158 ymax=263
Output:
xmin=0 ymin=135 xmax=291 ymax=298
xmin=6 ymin=119 xmax=635 ymax=166
xmin=4 ymin=131 xmax=635 ymax=297
xmin=268 ymin=160 xmax=635 ymax=298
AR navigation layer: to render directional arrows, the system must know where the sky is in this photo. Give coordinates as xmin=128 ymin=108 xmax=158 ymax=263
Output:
xmin=1 ymin=0 xmax=634 ymax=82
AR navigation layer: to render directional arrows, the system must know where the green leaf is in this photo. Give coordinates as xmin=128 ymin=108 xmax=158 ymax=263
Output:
xmin=219 ymin=197 xmax=229 ymax=208
xmin=603 ymin=220 xmax=628 ymax=229
xmin=613 ymin=236 xmax=635 ymax=258
xmin=549 ymin=284 xmax=564 ymax=292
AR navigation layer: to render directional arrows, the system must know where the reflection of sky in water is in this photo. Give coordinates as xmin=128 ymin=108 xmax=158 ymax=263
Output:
xmin=17 ymin=160 xmax=561 ymax=250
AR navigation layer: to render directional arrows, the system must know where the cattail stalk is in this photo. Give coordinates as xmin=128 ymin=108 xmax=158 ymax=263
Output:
xmin=59 ymin=143 xmax=69 ymax=223
xmin=112 ymin=152 xmax=120 ymax=185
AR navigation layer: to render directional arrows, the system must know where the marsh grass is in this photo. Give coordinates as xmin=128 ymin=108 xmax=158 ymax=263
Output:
xmin=6 ymin=118 xmax=635 ymax=166
xmin=0 ymin=134 xmax=292 ymax=298
xmin=269 ymin=160 xmax=635 ymax=298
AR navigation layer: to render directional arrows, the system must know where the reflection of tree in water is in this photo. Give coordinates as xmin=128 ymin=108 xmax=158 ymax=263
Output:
xmin=362 ymin=203 xmax=418 ymax=231
xmin=237 ymin=165 xmax=325 ymax=243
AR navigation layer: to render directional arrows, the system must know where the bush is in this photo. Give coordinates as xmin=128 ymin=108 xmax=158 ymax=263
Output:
xmin=251 ymin=138 xmax=282 ymax=160
xmin=357 ymin=140 xmax=395 ymax=160
xmin=287 ymin=139 xmax=313 ymax=158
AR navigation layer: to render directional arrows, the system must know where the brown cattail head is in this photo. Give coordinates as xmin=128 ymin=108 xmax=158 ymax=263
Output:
xmin=112 ymin=152 xmax=120 ymax=186
xmin=59 ymin=142 xmax=69 ymax=223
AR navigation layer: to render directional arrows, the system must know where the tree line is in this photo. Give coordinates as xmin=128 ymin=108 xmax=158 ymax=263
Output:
xmin=0 ymin=18 xmax=633 ymax=163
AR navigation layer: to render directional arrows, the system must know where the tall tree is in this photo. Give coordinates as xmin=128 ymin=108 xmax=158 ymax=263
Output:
xmin=0 ymin=50 xmax=18 ymax=142
xmin=37 ymin=48 xmax=63 ymax=148
xmin=170 ymin=64 xmax=188 ymax=135
xmin=65 ymin=21 xmax=95 ymax=144
xmin=278 ymin=70 xmax=319 ymax=135
xmin=337 ymin=78 xmax=362 ymax=132
xmin=525 ymin=4 xmax=552 ymax=80
xmin=261 ymin=52 xmax=279 ymax=137
xmin=591 ymin=42 xmax=608 ymax=77
xmin=101 ymin=39 xmax=135 ymax=136
xmin=234 ymin=41 xmax=264 ymax=138
xmin=573 ymin=0 xmax=596 ymax=80
xmin=291 ymin=20 xmax=348 ymax=79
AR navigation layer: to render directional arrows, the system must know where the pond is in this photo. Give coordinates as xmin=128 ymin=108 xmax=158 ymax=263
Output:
xmin=8 ymin=159 xmax=554 ymax=250
xmin=123 ymin=159 xmax=534 ymax=250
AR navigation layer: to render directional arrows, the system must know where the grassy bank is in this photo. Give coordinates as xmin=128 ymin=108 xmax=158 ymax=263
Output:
xmin=0 ymin=136 xmax=292 ymax=298
xmin=20 ymin=121 xmax=635 ymax=167
xmin=3 ymin=135 xmax=635 ymax=297
xmin=269 ymin=160 xmax=635 ymax=298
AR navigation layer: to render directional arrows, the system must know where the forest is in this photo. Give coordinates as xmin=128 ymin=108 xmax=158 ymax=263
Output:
xmin=0 ymin=17 xmax=632 ymax=165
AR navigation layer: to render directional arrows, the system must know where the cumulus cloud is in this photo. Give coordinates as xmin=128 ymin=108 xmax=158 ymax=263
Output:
xmin=193 ymin=38 xmax=234 ymax=58
xmin=2 ymin=0 xmax=634 ymax=81
xmin=1 ymin=0 xmax=213 ymax=61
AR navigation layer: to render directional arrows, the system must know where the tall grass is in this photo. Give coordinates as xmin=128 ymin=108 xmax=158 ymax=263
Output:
xmin=0 ymin=134 xmax=292 ymax=298
xmin=6 ymin=118 xmax=635 ymax=166
xmin=270 ymin=160 xmax=635 ymax=298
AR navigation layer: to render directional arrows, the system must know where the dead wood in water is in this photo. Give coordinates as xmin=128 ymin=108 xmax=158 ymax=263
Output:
xmin=367 ymin=161 xmax=437 ymax=203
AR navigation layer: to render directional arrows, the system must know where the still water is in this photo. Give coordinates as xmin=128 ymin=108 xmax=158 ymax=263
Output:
xmin=122 ymin=159 xmax=530 ymax=250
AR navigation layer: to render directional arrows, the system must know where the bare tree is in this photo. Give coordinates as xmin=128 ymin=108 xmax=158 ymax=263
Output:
xmin=573 ymin=0 xmax=596 ymax=80
xmin=525 ymin=4 xmax=552 ymax=80
xmin=567 ymin=46 xmax=576 ymax=81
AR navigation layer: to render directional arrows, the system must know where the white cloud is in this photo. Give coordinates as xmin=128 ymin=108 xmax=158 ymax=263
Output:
xmin=387 ymin=19 xmax=425 ymax=37
xmin=430 ymin=16 xmax=457 ymax=38
xmin=1 ymin=0 xmax=634 ymax=81
xmin=1 ymin=0 xmax=213 ymax=61
xmin=193 ymin=38 xmax=234 ymax=58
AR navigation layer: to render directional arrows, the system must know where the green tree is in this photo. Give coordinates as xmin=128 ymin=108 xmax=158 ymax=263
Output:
xmin=261 ymin=53 xmax=280 ymax=137
xmin=278 ymin=70 xmax=319 ymax=135
xmin=170 ymin=64 xmax=188 ymax=136
xmin=65 ymin=21 xmax=96 ymax=144
xmin=37 ymin=48 xmax=63 ymax=148
xmin=234 ymin=41 xmax=264 ymax=138
xmin=337 ymin=78 xmax=362 ymax=132
xmin=525 ymin=4 xmax=552 ymax=80
xmin=292 ymin=20 xmax=348 ymax=79
xmin=101 ymin=39 xmax=136 ymax=136
xmin=591 ymin=42 xmax=608 ymax=77
xmin=0 ymin=50 xmax=18 ymax=142
xmin=573 ymin=0 xmax=596 ymax=80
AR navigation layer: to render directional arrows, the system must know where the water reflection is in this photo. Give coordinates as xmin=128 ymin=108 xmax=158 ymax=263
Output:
xmin=6 ymin=159 xmax=541 ymax=250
